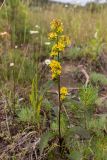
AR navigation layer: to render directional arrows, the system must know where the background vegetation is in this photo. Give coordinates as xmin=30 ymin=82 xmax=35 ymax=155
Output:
xmin=0 ymin=0 xmax=107 ymax=159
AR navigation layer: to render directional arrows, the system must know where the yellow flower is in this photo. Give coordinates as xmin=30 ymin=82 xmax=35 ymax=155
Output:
xmin=48 ymin=32 xmax=57 ymax=40
xmin=50 ymin=19 xmax=63 ymax=34
xmin=50 ymin=51 xmax=58 ymax=57
xmin=52 ymin=44 xmax=58 ymax=52
xmin=52 ymin=42 xmax=65 ymax=52
xmin=49 ymin=60 xmax=62 ymax=79
xmin=60 ymin=87 xmax=68 ymax=100
xmin=59 ymin=35 xmax=71 ymax=46
xmin=57 ymin=26 xmax=63 ymax=34
xmin=57 ymin=42 xmax=65 ymax=51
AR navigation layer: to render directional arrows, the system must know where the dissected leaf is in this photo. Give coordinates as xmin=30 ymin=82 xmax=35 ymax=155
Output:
xmin=69 ymin=151 xmax=82 ymax=160
xmin=39 ymin=131 xmax=54 ymax=155
xmin=18 ymin=107 xmax=34 ymax=123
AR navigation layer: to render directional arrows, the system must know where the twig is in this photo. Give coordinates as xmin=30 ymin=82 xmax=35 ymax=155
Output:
xmin=78 ymin=65 xmax=90 ymax=86
xmin=0 ymin=0 xmax=5 ymax=10
xmin=81 ymin=68 xmax=89 ymax=86
xmin=18 ymin=131 xmax=37 ymax=146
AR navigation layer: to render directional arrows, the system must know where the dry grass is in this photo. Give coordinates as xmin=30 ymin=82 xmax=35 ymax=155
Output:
xmin=29 ymin=4 xmax=107 ymax=45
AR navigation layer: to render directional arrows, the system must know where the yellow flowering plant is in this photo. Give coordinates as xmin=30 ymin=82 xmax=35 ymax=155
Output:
xmin=48 ymin=19 xmax=70 ymax=150
xmin=49 ymin=60 xmax=62 ymax=79
xmin=50 ymin=19 xmax=63 ymax=33
xmin=60 ymin=87 xmax=68 ymax=101
xmin=48 ymin=32 xmax=57 ymax=40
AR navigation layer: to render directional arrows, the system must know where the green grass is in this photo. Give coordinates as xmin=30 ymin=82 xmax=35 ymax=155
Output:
xmin=90 ymin=72 xmax=107 ymax=85
xmin=1 ymin=2 xmax=107 ymax=49
xmin=0 ymin=1 xmax=107 ymax=160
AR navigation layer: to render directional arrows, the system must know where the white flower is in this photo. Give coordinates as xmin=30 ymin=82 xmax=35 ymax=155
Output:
xmin=94 ymin=31 xmax=98 ymax=39
xmin=44 ymin=59 xmax=51 ymax=66
xmin=0 ymin=32 xmax=8 ymax=36
xmin=65 ymin=4 xmax=68 ymax=8
xmin=15 ymin=45 xmax=18 ymax=49
xmin=19 ymin=97 xmax=24 ymax=102
xmin=30 ymin=30 xmax=39 ymax=34
xmin=45 ymin=42 xmax=51 ymax=46
xmin=35 ymin=25 xmax=40 ymax=29
xmin=10 ymin=63 xmax=14 ymax=67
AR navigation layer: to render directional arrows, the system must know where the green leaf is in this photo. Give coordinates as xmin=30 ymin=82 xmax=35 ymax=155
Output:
xmin=18 ymin=107 xmax=34 ymax=123
xmin=70 ymin=151 xmax=82 ymax=160
xmin=65 ymin=126 xmax=90 ymax=143
xmin=71 ymin=126 xmax=90 ymax=140
xmin=79 ymin=85 xmax=98 ymax=108
xmin=39 ymin=131 xmax=54 ymax=155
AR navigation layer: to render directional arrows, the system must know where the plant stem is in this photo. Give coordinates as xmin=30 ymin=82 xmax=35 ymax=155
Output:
xmin=13 ymin=56 xmax=16 ymax=112
xmin=57 ymin=52 xmax=62 ymax=150
xmin=56 ymin=34 xmax=62 ymax=150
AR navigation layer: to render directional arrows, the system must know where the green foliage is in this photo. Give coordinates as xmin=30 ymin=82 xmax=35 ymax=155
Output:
xmin=17 ymin=56 xmax=35 ymax=83
xmin=39 ymin=84 xmax=101 ymax=159
xmin=18 ymin=107 xmax=35 ymax=123
xmin=6 ymin=0 xmax=31 ymax=45
xmin=29 ymin=78 xmax=43 ymax=126
xmin=88 ymin=115 xmax=107 ymax=136
xmin=66 ymin=138 xmax=93 ymax=160
xmin=43 ymin=98 xmax=53 ymax=111
xmin=51 ymin=115 xmax=68 ymax=136
xmin=92 ymin=137 xmax=107 ymax=160
xmin=86 ymin=2 xmax=104 ymax=13
xmin=1 ymin=85 xmax=14 ymax=112
xmin=90 ymin=72 xmax=107 ymax=85
xmin=0 ymin=50 xmax=36 ymax=83
xmin=18 ymin=78 xmax=43 ymax=126
xmin=68 ymin=151 xmax=82 ymax=160
xmin=31 ymin=0 xmax=49 ymax=6
xmin=83 ymin=32 xmax=103 ymax=60
xmin=1 ymin=2 xmax=107 ymax=159
xmin=62 ymin=85 xmax=106 ymax=159
xmin=67 ymin=46 xmax=82 ymax=60
xmin=67 ymin=31 xmax=103 ymax=60
xmin=79 ymin=85 xmax=98 ymax=108
xmin=7 ymin=0 xmax=20 ymax=7
xmin=51 ymin=119 xmax=58 ymax=132
xmin=39 ymin=131 xmax=54 ymax=155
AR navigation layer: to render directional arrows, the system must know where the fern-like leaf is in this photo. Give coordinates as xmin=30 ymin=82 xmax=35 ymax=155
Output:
xmin=39 ymin=131 xmax=54 ymax=155
xmin=18 ymin=107 xmax=34 ymax=123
